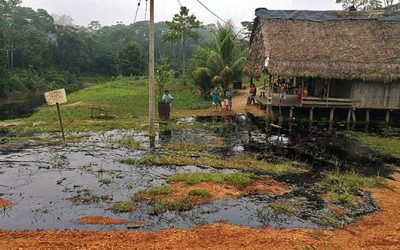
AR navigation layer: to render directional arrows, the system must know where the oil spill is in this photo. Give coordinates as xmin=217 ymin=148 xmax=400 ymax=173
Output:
xmin=0 ymin=114 xmax=398 ymax=231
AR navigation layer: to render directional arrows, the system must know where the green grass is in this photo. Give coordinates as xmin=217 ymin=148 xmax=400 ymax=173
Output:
xmin=99 ymin=178 xmax=112 ymax=185
xmin=123 ymin=152 xmax=309 ymax=176
xmin=188 ymin=189 xmax=211 ymax=198
xmin=269 ymin=200 xmax=301 ymax=214
xmin=149 ymin=197 xmax=193 ymax=215
xmin=318 ymin=171 xmax=386 ymax=207
xmin=347 ymin=132 xmax=400 ymax=158
xmin=109 ymin=135 xmax=144 ymax=150
xmin=11 ymin=77 xmax=209 ymax=133
xmin=111 ymin=200 xmax=134 ymax=213
xmin=133 ymin=185 xmax=172 ymax=201
xmin=311 ymin=211 xmax=345 ymax=227
xmin=168 ymin=172 xmax=254 ymax=187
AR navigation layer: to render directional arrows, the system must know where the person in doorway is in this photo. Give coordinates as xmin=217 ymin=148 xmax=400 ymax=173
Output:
xmin=162 ymin=90 xmax=174 ymax=106
xmin=279 ymin=82 xmax=287 ymax=104
xmin=247 ymin=83 xmax=257 ymax=105
xmin=210 ymin=86 xmax=221 ymax=112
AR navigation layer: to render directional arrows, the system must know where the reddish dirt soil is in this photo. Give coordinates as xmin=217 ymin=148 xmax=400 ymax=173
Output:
xmin=1 ymin=174 xmax=400 ymax=249
xmin=79 ymin=217 xmax=130 ymax=225
xmin=0 ymin=199 xmax=12 ymax=207
xmin=168 ymin=176 xmax=291 ymax=204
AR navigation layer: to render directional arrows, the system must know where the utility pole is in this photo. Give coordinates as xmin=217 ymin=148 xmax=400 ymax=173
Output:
xmin=148 ymin=0 xmax=156 ymax=148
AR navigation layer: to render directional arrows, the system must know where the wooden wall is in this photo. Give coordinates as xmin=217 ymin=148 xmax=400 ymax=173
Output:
xmin=351 ymin=81 xmax=400 ymax=109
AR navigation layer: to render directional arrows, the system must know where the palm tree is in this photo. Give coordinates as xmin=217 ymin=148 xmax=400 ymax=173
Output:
xmin=191 ymin=21 xmax=247 ymax=93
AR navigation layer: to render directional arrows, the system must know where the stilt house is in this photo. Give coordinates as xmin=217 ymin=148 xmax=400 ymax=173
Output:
xmin=245 ymin=8 xmax=400 ymax=122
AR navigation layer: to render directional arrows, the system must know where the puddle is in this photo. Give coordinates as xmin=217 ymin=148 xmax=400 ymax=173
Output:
xmin=0 ymin=114 xmax=398 ymax=231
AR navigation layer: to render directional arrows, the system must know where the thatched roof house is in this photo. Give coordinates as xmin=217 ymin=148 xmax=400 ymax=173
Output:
xmin=245 ymin=8 xmax=400 ymax=83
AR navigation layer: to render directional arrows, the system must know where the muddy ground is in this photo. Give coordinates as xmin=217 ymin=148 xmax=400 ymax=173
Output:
xmin=1 ymin=114 xmax=400 ymax=249
xmin=0 ymin=173 xmax=399 ymax=249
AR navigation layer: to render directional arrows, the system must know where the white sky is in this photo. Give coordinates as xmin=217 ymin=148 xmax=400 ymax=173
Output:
xmin=21 ymin=0 xmax=341 ymax=27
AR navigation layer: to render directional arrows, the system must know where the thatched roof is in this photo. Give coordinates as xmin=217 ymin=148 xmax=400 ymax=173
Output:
xmin=245 ymin=9 xmax=400 ymax=82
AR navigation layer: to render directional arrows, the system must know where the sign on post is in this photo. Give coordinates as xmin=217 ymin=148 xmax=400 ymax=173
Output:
xmin=44 ymin=88 xmax=67 ymax=106
xmin=44 ymin=89 xmax=67 ymax=142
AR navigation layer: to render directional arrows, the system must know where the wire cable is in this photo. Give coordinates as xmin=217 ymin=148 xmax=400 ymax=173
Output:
xmin=144 ymin=0 xmax=149 ymax=20
xmin=134 ymin=0 xmax=142 ymax=23
xmin=194 ymin=0 xmax=228 ymax=24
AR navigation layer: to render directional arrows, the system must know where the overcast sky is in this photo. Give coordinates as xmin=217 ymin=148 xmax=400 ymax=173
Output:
xmin=21 ymin=0 xmax=341 ymax=27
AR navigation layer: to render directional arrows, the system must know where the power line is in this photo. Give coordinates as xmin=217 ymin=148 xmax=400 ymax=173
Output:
xmin=134 ymin=0 xmax=142 ymax=23
xmin=144 ymin=0 xmax=149 ymax=20
xmin=194 ymin=0 xmax=228 ymax=25
xmin=177 ymin=0 xmax=182 ymax=7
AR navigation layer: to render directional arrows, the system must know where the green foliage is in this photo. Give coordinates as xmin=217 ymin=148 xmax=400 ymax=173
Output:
xmin=318 ymin=171 xmax=386 ymax=207
xmin=149 ymin=197 xmax=193 ymax=215
xmin=188 ymin=189 xmax=211 ymax=198
xmin=164 ymin=6 xmax=203 ymax=83
xmin=111 ymin=200 xmax=134 ymax=213
xmin=156 ymin=56 xmax=175 ymax=97
xmin=168 ymin=172 xmax=254 ymax=187
xmin=191 ymin=21 xmax=247 ymax=92
xmin=116 ymin=41 xmax=145 ymax=76
xmin=349 ymin=133 xmax=400 ymax=158
xmin=336 ymin=0 xmax=400 ymax=10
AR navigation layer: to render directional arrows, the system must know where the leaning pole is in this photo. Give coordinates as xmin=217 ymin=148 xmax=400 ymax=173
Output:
xmin=148 ymin=0 xmax=156 ymax=148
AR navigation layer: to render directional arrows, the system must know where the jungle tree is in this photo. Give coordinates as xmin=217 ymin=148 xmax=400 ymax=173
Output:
xmin=191 ymin=21 xmax=247 ymax=93
xmin=164 ymin=6 xmax=202 ymax=85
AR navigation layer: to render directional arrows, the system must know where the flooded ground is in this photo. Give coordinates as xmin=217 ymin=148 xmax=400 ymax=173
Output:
xmin=0 ymin=93 xmax=44 ymax=120
xmin=0 ymin=114 xmax=399 ymax=231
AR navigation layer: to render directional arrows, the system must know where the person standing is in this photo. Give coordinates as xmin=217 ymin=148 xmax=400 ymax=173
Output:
xmin=162 ymin=90 xmax=174 ymax=106
xmin=279 ymin=82 xmax=287 ymax=104
xmin=210 ymin=86 xmax=221 ymax=112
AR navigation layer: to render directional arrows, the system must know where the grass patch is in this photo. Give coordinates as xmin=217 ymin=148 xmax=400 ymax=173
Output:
xmin=149 ymin=197 xmax=193 ymax=215
xmin=111 ymin=200 xmax=134 ymax=213
xmin=188 ymin=189 xmax=211 ymax=198
xmin=124 ymin=152 xmax=308 ymax=176
xmin=312 ymin=211 xmax=344 ymax=227
xmin=12 ymin=77 xmax=209 ymax=133
xmin=133 ymin=185 xmax=172 ymax=201
xmin=318 ymin=171 xmax=386 ymax=207
xmin=327 ymin=191 xmax=357 ymax=206
xmin=270 ymin=200 xmax=301 ymax=214
xmin=347 ymin=132 xmax=400 ymax=158
xmin=168 ymin=172 xmax=254 ymax=187
xmin=99 ymin=178 xmax=112 ymax=185
xmin=109 ymin=135 xmax=144 ymax=150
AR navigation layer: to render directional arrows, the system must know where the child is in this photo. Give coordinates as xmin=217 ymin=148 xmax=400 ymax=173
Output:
xmin=225 ymin=88 xmax=233 ymax=110
xmin=210 ymin=86 xmax=221 ymax=112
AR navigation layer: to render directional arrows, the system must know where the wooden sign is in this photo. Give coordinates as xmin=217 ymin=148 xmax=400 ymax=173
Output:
xmin=44 ymin=89 xmax=67 ymax=106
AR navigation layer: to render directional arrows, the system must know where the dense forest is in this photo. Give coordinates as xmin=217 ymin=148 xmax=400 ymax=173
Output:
xmin=1 ymin=0 xmax=244 ymax=97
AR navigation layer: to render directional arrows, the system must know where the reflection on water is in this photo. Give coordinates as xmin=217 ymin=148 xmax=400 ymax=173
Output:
xmin=0 ymin=93 xmax=45 ymax=120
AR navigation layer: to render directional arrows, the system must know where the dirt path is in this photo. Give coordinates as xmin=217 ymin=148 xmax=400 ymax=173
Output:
xmin=1 ymin=172 xmax=399 ymax=249
xmin=231 ymin=89 xmax=266 ymax=116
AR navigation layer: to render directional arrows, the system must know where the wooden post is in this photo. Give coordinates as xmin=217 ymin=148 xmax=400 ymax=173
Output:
xmin=347 ymin=108 xmax=352 ymax=123
xmin=289 ymin=107 xmax=294 ymax=121
xmin=148 ymin=0 xmax=156 ymax=148
xmin=352 ymin=109 xmax=357 ymax=123
xmin=384 ymin=83 xmax=390 ymax=107
xmin=278 ymin=105 xmax=283 ymax=123
xmin=329 ymin=108 xmax=335 ymax=123
xmin=366 ymin=110 xmax=370 ymax=124
xmin=385 ymin=110 xmax=391 ymax=123
xmin=300 ymin=78 xmax=304 ymax=107
xmin=326 ymin=79 xmax=330 ymax=107
xmin=309 ymin=108 xmax=314 ymax=123
xmin=56 ymin=103 xmax=66 ymax=143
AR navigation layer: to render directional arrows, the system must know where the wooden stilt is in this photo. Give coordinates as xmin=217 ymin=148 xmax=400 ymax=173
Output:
xmin=329 ymin=108 xmax=335 ymax=123
xmin=347 ymin=109 xmax=352 ymax=124
xmin=385 ymin=110 xmax=391 ymax=123
xmin=366 ymin=110 xmax=370 ymax=124
xmin=289 ymin=107 xmax=294 ymax=121
xmin=351 ymin=109 xmax=357 ymax=123
xmin=309 ymin=108 xmax=314 ymax=123
xmin=278 ymin=105 xmax=283 ymax=123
